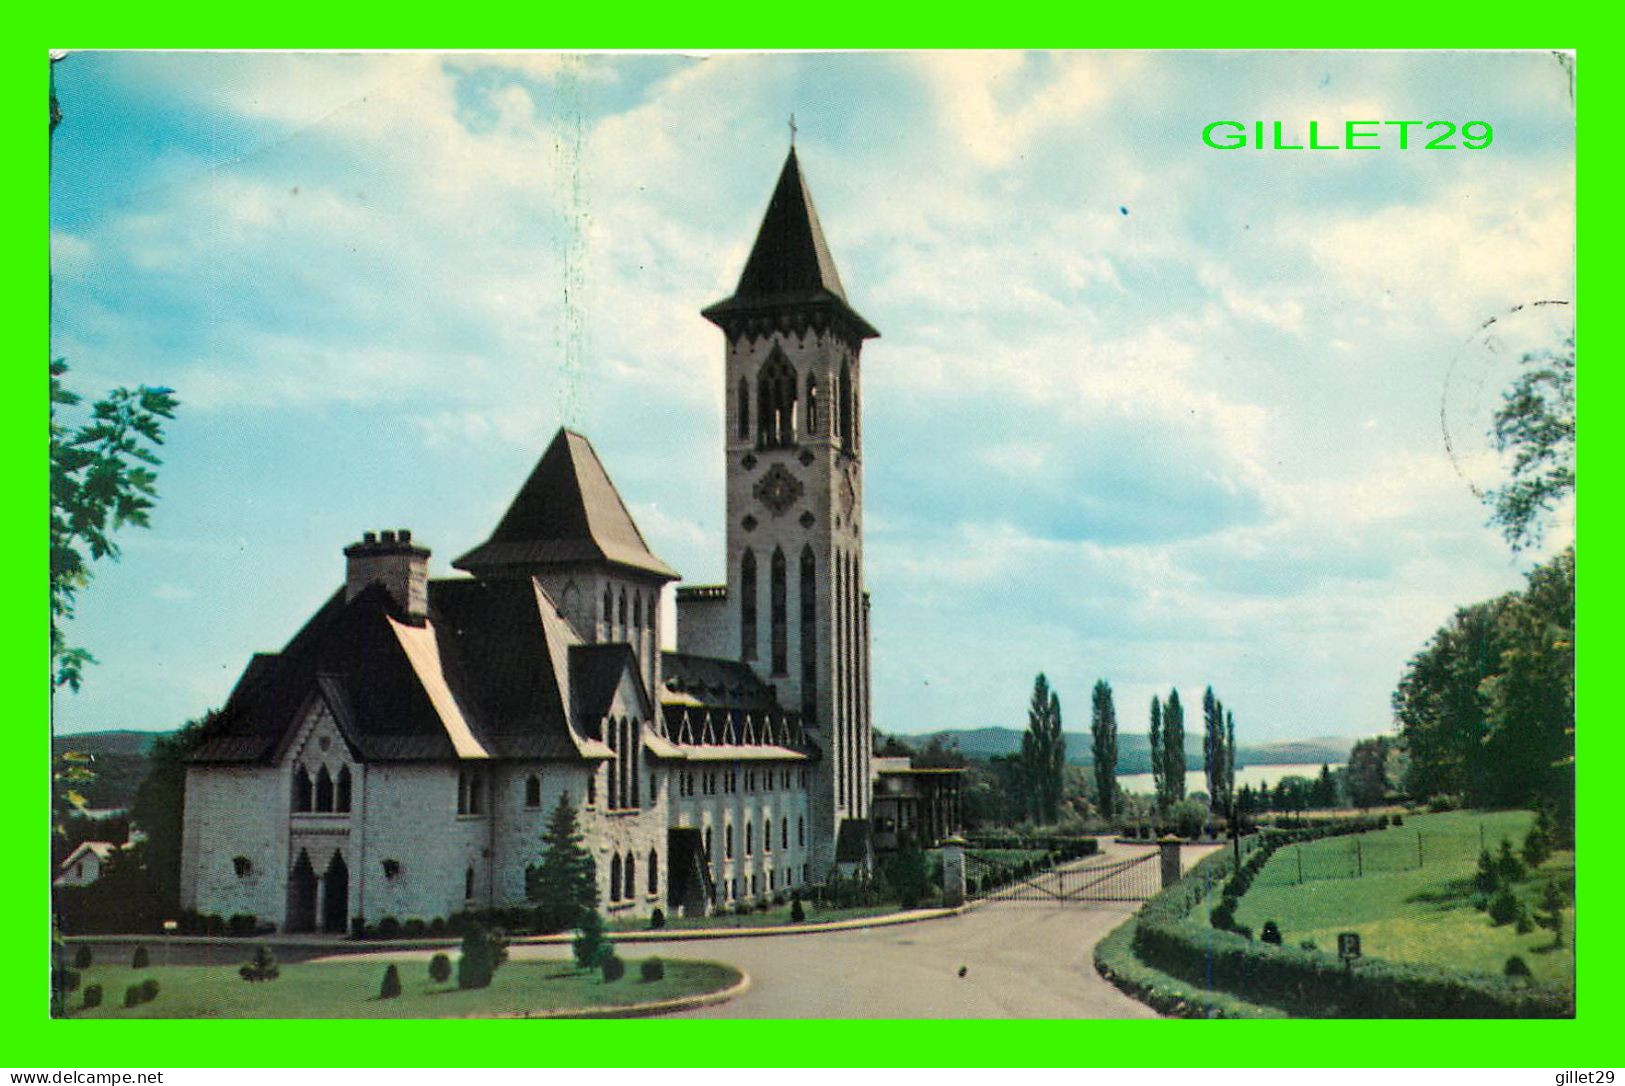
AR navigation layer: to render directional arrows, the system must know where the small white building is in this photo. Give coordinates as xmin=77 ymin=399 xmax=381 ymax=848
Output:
xmin=55 ymin=841 xmax=117 ymax=888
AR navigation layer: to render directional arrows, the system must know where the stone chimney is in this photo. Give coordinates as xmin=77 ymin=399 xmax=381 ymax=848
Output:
xmin=343 ymin=529 xmax=430 ymax=619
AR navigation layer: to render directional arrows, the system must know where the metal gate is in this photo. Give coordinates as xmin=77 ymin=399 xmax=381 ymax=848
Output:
xmin=965 ymin=850 xmax=1160 ymax=903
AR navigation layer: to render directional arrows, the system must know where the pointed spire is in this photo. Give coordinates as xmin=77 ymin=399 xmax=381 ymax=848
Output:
xmin=453 ymin=428 xmax=679 ymax=580
xmin=703 ymin=147 xmax=878 ymax=339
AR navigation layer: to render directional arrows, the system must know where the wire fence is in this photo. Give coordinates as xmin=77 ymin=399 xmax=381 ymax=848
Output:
xmin=1253 ymin=823 xmax=1500 ymax=885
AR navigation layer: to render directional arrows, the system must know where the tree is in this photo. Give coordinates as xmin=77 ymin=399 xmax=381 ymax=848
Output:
xmin=1224 ymin=710 xmax=1236 ymax=811
xmin=1486 ymin=337 xmax=1574 ymax=551
xmin=129 ymin=715 xmax=213 ymax=914
xmin=1202 ymin=687 xmax=1226 ymax=812
xmin=1089 ymin=679 xmax=1119 ymax=821
xmin=571 ymin=909 xmax=613 ymax=971
xmin=1162 ymin=688 xmax=1186 ymax=805
xmin=456 ymin=923 xmax=509 ymax=990
xmin=1020 ymin=673 xmax=1065 ymax=824
xmin=50 ymin=359 xmax=179 ymax=692
xmin=1310 ymin=763 xmax=1338 ymax=808
xmin=526 ymin=793 xmax=599 ymax=932
xmin=238 ymin=945 xmax=279 ymax=983
xmin=1345 ymin=737 xmax=1391 ymax=809
xmin=1149 ymin=695 xmax=1164 ymax=812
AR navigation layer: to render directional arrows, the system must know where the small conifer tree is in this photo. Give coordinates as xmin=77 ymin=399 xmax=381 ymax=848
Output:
xmin=132 ymin=946 xmax=149 ymax=969
xmin=527 ymin=793 xmax=600 ymax=933
xmin=572 ymin=909 xmax=613 ymax=971
xmin=429 ymin=952 xmax=452 ymax=984
xmin=73 ymin=945 xmax=92 ymax=970
xmin=379 ymin=963 xmax=402 ymax=999
xmin=238 ymin=944 xmax=280 ymax=983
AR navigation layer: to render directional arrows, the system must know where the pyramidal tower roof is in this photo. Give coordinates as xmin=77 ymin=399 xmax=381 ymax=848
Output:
xmin=454 ymin=428 xmax=679 ymax=580
xmin=702 ymin=147 xmax=878 ymax=339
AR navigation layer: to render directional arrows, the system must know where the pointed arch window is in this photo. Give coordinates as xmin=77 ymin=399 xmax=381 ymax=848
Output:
xmin=782 ymin=817 xmax=789 ymax=850
xmin=838 ymin=361 xmax=854 ymax=453
xmin=624 ymin=854 xmax=636 ymax=902
xmin=315 ymin=766 xmax=334 ymax=813
xmin=292 ymin=766 xmax=313 ymax=812
xmin=610 ymin=854 xmax=622 ymax=902
xmin=757 ymin=350 xmax=798 ymax=448
xmin=805 ymin=371 xmax=821 ymax=436
xmin=737 ymin=376 xmax=751 ymax=441
xmin=740 ymin=549 xmax=758 ymax=661
xmin=633 ymin=592 xmax=643 ymax=629
xmin=704 ymin=825 xmax=714 ymax=860
xmin=465 ymin=866 xmax=475 ymax=900
xmin=525 ymin=775 xmax=541 ymax=808
xmin=764 ymin=817 xmax=772 ymax=853
xmin=725 ymin=824 xmax=734 ymax=860
xmin=770 ymin=546 xmax=788 ymax=676
xmin=648 ymin=848 xmax=659 ymax=895
xmin=746 ymin=820 xmax=754 ymax=856
xmin=800 ymin=544 xmax=817 ymax=721
xmin=336 ymin=766 xmax=352 ymax=813
xmin=618 ymin=588 xmax=628 ymax=630
xmin=603 ymin=585 xmax=613 ymax=633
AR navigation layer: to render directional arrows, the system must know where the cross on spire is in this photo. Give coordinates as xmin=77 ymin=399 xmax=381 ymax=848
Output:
xmin=788 ymin=113 xmax=797 ymax=146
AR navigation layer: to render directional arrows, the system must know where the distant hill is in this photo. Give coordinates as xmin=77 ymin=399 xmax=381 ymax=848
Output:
xmin=52 ymin=729 xmax=175 ymax=811
xmin=899 ymin=727 xmax=1354 ymax=773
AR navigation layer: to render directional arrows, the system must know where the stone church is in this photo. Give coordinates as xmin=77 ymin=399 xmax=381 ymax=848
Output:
xmin=179 ymin=147 xmax=884 ymax=932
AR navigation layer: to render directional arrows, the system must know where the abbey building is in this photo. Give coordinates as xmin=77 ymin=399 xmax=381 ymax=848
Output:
xmin=178 ymin=148 xmax=896 ymax=931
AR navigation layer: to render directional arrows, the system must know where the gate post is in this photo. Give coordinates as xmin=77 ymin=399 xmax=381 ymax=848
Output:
xmin=1158 ymin=833 xmax=1183 ymax=890
xmin=942 ymin=834 xmax=968 ymax=907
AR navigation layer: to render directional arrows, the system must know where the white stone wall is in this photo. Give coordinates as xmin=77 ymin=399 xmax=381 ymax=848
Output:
xmin=180 ymin=763 xmax=288 ymax=923
xmin=669 ymin=760 xmax=812 ymax=906
xmin=675 ymin=592 xmax=731 ymax=658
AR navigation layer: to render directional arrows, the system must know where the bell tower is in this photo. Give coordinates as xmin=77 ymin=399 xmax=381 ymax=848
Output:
xmin=701 ymin=146 xmax=880 ymax=875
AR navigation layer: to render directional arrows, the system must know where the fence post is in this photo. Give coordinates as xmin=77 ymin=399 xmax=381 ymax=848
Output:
xmin=941 ymin=835 xmax=968 ymax=908
xmin=1417 ymin=830 xmax=1423 ymax=869
xmin=1158 ymin=834 xmax=1183 ymax=890
xmin=1356 ymin=839 xmax=1363 ymax=878
xmin=1297 ymin=844 xmax=1304 ymax=885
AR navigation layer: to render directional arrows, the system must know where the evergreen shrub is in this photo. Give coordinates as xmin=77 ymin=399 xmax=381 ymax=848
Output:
xmin=429 ymin=953 xmax=452 ymax=984
xmin=640 ymin=957 xmax=665 ymax=982
xmin=82 ymin=984 xmax=102 ymax=1009
xmin=380 ymin=964 xmax=402 ymax=999
xmin=132 ymin=947 xmax=149 ymax=969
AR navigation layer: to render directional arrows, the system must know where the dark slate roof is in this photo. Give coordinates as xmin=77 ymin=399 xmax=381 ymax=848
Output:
xmin=660 ymin=652 xmax=785 ymax=713
xmin=453 ymin=428 xmax=679 ymax=581
xmin=702 ymin=148 xmax=879 ymax=339
xmin=189 ymin=577 xmax=632 ymax=766
xmin=569 ymin=642 xmax=647 ymax=725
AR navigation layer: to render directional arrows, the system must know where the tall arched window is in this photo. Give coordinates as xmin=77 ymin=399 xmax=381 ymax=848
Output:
xmin=737 ymin=376 xmax=750 ymax=440
xmin=603 ymin=585 xmax=613 ymax=633
xmin=805 ymin=371 xmax=821 ymax=436
xmin=764 ymin=818 xmax=772 ymax=852
xmin=633 ymin=592 xmax=642 ymax=629
xmin=610 ymin=854 xmax=622 ymax=902
xmin=740 ymin=550 xmax=758 ymax=661
xmin=725 ymin=824 xmax=734 ymax=859
xmin=798 ymin=816 xmax=805 ymax=846
xmin=618 ymin=588 xmax=628 ymax=629
xmin=336 ymin=766 xmax=352 ymax=813
xmin=746 ymin=821 xmax=754 ymax=856
xmin=465 ymin=866 xmax=475 ymax=900
xmin=292 ymin=766 xmax=313 ymax=812
xmin=838 ymin=361 xmax=854 ymax=453
xmin=782 ymin=817 xmax=788 ymax=850
xmin=525 ymin=775 xmax=541 ymax=807
xmin=757 ymin=350 xmax=798 ymax=447
xmin=315 ymin=766 xmax=334 ymax=812
xmin=770 ymin=546 xmax=788 ymax=675
xmin=800 ymin=544 xmax=817 ymax=721
xmin=624 ymin=854 xmax=636 ymax=901
xmin=648 ymin=848 xmax=659 ymax=895
xmin=704 ymin=826 xmax=713 ymax=860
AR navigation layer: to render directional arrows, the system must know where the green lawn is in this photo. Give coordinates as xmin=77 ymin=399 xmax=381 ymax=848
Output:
xmin=63 ymin=956 xmax=741 ymax=1019
xmin=1227 ymin=809 xmax=1574 ymax=985
xmin=606 ymin=900 xmax=903 ymax=933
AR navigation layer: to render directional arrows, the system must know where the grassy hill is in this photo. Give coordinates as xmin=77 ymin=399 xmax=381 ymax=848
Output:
xmin=899 ymin=727 xmax=1354 ymax=773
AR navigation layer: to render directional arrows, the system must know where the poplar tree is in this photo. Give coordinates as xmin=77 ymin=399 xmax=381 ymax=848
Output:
xmin=1021 ymin=674 xmax=1065 ymax=824
xmin=1163 ymin=688 xmax=1186 ymax=805
xmin=1225 ymin=709 xmax=1237 ymax=810
xmin=1203 ymin=687 xmax=1224 ymax=809
xmin=1149 ymin=695 xmax=1165 ymax=812
xmin=1090 ymin=679 xmax=1118 ymax=821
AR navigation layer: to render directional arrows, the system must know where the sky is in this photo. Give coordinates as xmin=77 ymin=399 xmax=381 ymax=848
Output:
xmin=48 ymin=51 xmax=1575 ymax=745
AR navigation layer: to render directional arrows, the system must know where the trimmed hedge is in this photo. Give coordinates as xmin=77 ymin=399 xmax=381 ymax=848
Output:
xmin=1128 ymin=822 xmax=1574 ymax=1018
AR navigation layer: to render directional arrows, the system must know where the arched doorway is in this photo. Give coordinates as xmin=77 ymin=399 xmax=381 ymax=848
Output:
xmin=321 ymin=851 xmax=349 ymax=934
xmin=286 ymin=850 xmax=317 ymax=933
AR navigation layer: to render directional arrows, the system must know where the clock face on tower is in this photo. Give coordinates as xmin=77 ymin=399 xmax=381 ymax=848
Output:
xmin=755 ymin=463 xmax=804 ymax=516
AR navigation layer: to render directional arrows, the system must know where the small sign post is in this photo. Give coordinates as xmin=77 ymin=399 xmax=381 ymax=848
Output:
xmin=1338 ymin=931 xmax=1362 ymax=976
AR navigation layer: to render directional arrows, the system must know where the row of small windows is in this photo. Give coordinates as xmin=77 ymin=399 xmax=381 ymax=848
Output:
xmin=681 ymin=766 xmax=807 ymax=796
xmin=716 ymin=866 xmax=808 ymax=902
xmin=603 ymin=584 xmax=654 ymax=635
xmin=741 ymin=544 xmax=818 ymax=677
xmin=737 ymin=351 xmax=857 ymax=453
xmin=608 ymin=849 xmax=659 ymax=903
xmin=292 ymin=765 xmax=351 ymax=814
xmin=704 ymin=815 xmax=805 ymax=861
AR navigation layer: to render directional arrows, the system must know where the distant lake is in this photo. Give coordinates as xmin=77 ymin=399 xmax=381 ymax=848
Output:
xmin=1115 ymin=763 xmax=1343 ymax=797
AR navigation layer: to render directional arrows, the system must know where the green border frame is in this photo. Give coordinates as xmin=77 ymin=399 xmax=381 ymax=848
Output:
xmin=14 ymin=7 xmax=1618 ymax=1069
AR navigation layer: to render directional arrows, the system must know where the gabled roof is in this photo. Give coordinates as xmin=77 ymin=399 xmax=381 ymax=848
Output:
xmin=660 ymin=652 xmax=786 ymax=713
xmin=190 ymin=577 xmax=627 ymax=766
xmin=453 ymin=428 xmax=679 ymax=581
xmin=702 ymin=148 xmax=879 ymax=339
